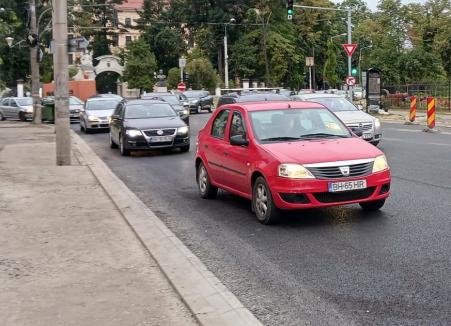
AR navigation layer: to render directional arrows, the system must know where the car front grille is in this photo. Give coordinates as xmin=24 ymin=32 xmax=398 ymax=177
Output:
xmin=313 ymin=187 xmax=376 ymax=203
xmin=347 ymin=122 xmax=373 ymax=132
xmin=143 ymin=129 xmax=176 ymax=137
xmin=307 ymin=161 xmax=373 ymax=179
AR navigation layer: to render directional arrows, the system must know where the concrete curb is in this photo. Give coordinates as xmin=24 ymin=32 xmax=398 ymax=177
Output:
xmin=70 ymin=130 xmax=263 ymax=326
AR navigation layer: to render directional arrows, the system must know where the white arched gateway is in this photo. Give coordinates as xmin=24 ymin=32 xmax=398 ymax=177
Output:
xmin=94 ymin=55 xmax=124 ymax=76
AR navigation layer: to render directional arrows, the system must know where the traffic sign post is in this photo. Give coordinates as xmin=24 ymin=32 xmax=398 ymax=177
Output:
xmin=179 ymin=57 xmax=186 ymax=82
xmin=177 ymin=82 xmax=186 ymax=92
xmin=346 ymin=76 xmax=356 ymax=86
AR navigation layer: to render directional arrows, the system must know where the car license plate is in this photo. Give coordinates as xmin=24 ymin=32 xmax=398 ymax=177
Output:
xmin=328 ymin=180 xmax=367 ymax=192
xmin=362 ymin=133 xmax=372 ymax=140
xmin=150 ymin=136 xmax=173 ymax=142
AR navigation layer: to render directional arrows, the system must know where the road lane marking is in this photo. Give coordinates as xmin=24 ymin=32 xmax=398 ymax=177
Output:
xmin=383 ymin=137 xmax=451 ymax=147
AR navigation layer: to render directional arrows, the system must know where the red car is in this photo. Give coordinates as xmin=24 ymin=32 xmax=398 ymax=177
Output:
xmin=195 ymin=101 xmax=391 ymax=224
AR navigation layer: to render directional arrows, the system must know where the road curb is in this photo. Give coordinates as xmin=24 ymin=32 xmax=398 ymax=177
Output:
xmin=70 ymin=130 xmax=263 ymax=326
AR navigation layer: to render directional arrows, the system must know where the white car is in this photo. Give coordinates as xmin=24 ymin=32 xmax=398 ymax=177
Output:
xmin=80 ymin=95 xmax=123 ymax=133
xmin=291 ymin=93 xmax=382 ymax=145
xmin=0 ymin=97 xmax=33 ymax=121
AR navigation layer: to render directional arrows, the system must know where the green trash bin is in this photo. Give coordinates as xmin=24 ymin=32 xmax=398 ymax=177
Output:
xmin=41 ymin=98 xmax=55 ymax=123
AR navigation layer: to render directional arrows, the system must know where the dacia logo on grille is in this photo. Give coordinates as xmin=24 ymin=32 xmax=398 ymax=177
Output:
xmin=339 ymin=166 xmax=350 ymax=176
xmin=157 ymin=130 xmax=164 ymax=135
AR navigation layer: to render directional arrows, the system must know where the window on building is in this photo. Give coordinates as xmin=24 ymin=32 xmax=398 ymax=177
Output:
xmin=68 ymin=54 xmax=73 ymax=65
xmin=112 ymin=34 xmax=119 ymax=47
xmin=124 ymin=17 xmax=132 ymax=27
xmin=125 ymin=36 xmax=132 ymax=46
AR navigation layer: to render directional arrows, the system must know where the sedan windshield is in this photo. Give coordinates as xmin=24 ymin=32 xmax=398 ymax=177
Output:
xmin=125 ymin=103 xmax=177 ymax=119
xmin=86 ymin=99 xmax=120 ymax=110
xmin=150 ymin=95 xmax=180 ymax=105
xmin=17 ymin=98 xmax=33 ymax=106
xmin=250 ymin=108 xmax=351 ymax=142
xmin=70 ymin=97 xmax=83 ymax=105
xmin=306 ymin=97 xmax=358 ymax=112
xmin=183 ymin=91 xmax=204 ymax=98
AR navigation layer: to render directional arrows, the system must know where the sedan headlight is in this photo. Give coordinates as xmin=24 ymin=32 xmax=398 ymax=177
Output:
xmin=26 ymin=107 xmax=34 ymax=113
xmin=181 ymin=109 xmax=189 ymax=116
xmin=177 ymin=126 xmax=189 ymax=135
xmin=374 ymin=118 xmax=381 ymax=129
xmin=88 ymin=115 xmax=99 ymax=121
xmin=125 ymin=129 xmax=143 ymax=137
xmin=278 ymin=164 xmax=315 ymax=179
xmin=190 ymin=99 xmax=199 ymax=104
xmin=372 ymin=155 xmax=389 ymax=173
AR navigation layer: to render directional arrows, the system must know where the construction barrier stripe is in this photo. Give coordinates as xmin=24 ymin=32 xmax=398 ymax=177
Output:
xmin=426 ymin=97 xmax=435 ymax=128
xmin=409 ymin=96 xmax=416 ymax=122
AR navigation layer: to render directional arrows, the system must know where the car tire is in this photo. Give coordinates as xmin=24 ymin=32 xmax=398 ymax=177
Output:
xmin=371 ymin=141 xmax=380 ymax=146
xmin=0 ymin=112 xmax=5 ymax=121
xmin=119 ymin=134 xmax=130 ymax=156
xmin=180 ymin=144 xmax=190 ymax=153
xmin=252 ymin=177 xmax=280 ymax=225
xmin=109 ymin=132 xmax=118 ymax=149
xmin=197 ymin=105 xmax=202 ymax=114
xmin=208 ymin=106 xmax=212 ymax=113
xmin=19 ymin=112 xmax=26 ymax=121
xmin=85 ymin=127 xmax=91 ymax=134
xmin=359 ymin=199 xmax=385 ymax=211
xmin=197 ymin=162 xmax=218 ymax=199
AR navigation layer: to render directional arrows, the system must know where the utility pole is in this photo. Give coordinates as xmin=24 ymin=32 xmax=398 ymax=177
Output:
xmin=30 ymin=0 xmax=41 ymax=124
xmin=347 ymin=9 xmax=353 ymax=100
xmin=224 ymin=29 xmax=229 ymax=89
xmin=53 ymin=0 xmax=71 ymax=165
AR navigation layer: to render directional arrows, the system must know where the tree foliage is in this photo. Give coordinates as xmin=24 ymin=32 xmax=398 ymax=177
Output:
xmin=185 ymin=57 xmax=217 ymax=91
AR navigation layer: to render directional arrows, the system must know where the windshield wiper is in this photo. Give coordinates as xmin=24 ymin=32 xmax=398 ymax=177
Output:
xmin=260 ymin=136 xmax=301 ymax=142
xmin=299 ymin=133 xmax=349 ymax=139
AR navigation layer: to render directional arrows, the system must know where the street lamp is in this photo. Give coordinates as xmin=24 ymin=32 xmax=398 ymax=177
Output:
xmin=4 ymin=36 xmax=26 ymax=48
xmin=330 ymin=33 xmax=347 ymax=41
xmin=223 ymin=17 xmax=235 ymax=90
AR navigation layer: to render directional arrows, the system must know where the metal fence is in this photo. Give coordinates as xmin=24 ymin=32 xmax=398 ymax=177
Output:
xmin=382 ymin=82 xmax=451 ymax=111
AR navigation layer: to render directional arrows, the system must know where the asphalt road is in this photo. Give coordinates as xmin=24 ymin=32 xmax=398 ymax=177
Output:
xmin=72 ymin=117 xmax=451 ymax=326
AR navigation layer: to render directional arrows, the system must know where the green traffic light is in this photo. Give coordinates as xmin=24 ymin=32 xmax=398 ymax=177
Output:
xmin=351 ymin=68 xmax=358 ymax=75
xmin=287 ymin=9 xmax=293 ymax=15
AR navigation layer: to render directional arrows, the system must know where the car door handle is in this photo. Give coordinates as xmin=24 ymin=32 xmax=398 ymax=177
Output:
xmin=223 ymin=151 xmax=229 ymax=156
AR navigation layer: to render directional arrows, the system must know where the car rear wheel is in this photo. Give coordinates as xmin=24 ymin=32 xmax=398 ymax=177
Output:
xmin=0 ymin=112 xmax=5 ymax=121
xmin=19 ymin=112 xmax=26 ymax=121
xmin=119 ymin=134 xmax=130 ymax=156
xmin=360 ymin=199 xmax=385 ymax=211
xmin=197 ymin=162 xmax=217 ymax=199
xmin=109 ymin=132 xmax=118 ymax=149
xmin=252 ymin=177 xmax=280 ymax=225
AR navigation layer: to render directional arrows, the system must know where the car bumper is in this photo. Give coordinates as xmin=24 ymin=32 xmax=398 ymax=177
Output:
xmin=85 ymin=119 xmax=110 ymax=129
xmin=267 ymin=170 xmax=391 ymax=210
xmin=124 ymin=136 xmax=190 ymax=150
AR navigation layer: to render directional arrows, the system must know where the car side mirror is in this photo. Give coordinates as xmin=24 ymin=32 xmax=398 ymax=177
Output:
xmin=351 ymin=127 xmax=363 ymax=137
xmin=357 ymin=104 xmax=364 ymax=111
xmin=230 ymin=134 xmax=249 ymax=147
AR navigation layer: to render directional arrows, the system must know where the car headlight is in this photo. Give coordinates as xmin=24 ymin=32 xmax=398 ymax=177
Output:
xmin=374 ymin=118 xmax=381 ymax=129
xmin=181 ymin=109 xmax=189 ymax=116
xmin=177 ymin=126 xmax=189 ymax=135
xmin=26 ymin=107 xmax=33 ymax=113
xmin=88 ymin=115 xmax=99 ymax=121
xmin=126 ymin=129 xmax=143 ymax=137
xmin=372 ymin=155 xmax=389 ymax=173
xmin=278 ymin=164 xmax=315 ymax=179
xmin=191 ymin=99 xmax=199 ymax=104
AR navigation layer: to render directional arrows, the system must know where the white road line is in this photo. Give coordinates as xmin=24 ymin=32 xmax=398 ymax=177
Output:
xmin=383 ymin=137 xmax=451 ymax=146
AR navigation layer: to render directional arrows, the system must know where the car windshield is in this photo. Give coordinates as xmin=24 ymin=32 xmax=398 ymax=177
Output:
xmin=17 ymin=98 xmax=32 ymax=106
xmin=250 ymin=108 xmax=351 ymax=142
xmin=184 ymin=91 xmax=204 ymax=98
xmin=151 ymin=95 xmax=180 ymax=105
xmin=125 ymin=103 xmax=177 ymax=119
xmin=306 ymin=97 xmax=358 ymax=112
xmin=237 ymin=94 xmax=289 ymax=102
xmin=86 ymin=99 xmax=120 ymax=110
xmin=70 ymin=97 xmax=83 ymax=105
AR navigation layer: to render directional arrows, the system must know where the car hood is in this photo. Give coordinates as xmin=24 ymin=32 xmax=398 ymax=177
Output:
xmin=171 ymin=104 xmax=184 ymax=112
xmin=261 ymin=137 xmax=382 ymax=165
xmin=20 ymin=105 xmax=33 ymax=111
xmin=333 ymin=110 xmax=374 ymax=124
xmin=124 ymin=117 xmax=186 ymax=130
xmin=85 ymin=109 xmax=114 ymax=117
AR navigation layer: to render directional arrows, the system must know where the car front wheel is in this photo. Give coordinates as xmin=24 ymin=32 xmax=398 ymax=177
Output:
xmin=252 ymin=177 xmax=280 ymax=225
xmin=109 ymin=132 xmax=118 ymax=149
xmin=197 ymin=162 xmax=217 ymax=199
xmin=119 ymin=134 xmax=130 ymax=156
xmin=360 ymin=199 xmax=385 ymax=211
xmin=0 ymin=112 xmax=5 ymax=121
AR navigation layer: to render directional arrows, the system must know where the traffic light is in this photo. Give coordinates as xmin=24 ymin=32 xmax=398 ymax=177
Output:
xmin=287 ymin=0 xmax=294 ymax=20
xmin=351 ymin=59 xmax=358 ymax=76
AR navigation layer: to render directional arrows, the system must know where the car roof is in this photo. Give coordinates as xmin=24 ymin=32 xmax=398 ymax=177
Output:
xmin=293 ymin=93 xmax=342 ymax=99
xmin=236 ymin=101 xmax=326 ymax=112
xmin=142 ymin=92 xmax=175 ymax=97
xmin=125 ymin=99 xmax=169 ymax=105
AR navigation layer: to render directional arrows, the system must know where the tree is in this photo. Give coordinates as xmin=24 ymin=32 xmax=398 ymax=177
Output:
xmin=323 ymin=39 xmax=339 ymax=88
xmin=185 ymin=57 xmax=217 ymax=91
xmin=122 ymin=39 xmax=157 ymax=93
xmin=167 ymin=67 xmax=181 ymax=90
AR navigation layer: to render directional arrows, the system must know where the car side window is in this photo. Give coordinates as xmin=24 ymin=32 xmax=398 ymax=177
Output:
xmin=211 ymin=109 xmax=230 ymax=139
xmin=113 ymin=103 xmax=123 ymax=117
xmin=230 ymin=111 xmax=246 ymax=139
xmin=10 ymin=100 xmax=18 ymax=107
xmin=1 ymin=98 xmax=9 ymax=106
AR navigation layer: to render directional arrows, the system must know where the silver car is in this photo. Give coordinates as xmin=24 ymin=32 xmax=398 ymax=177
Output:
xmin=0 ymin=97 xmax=33 ymax=121
xmin=79 ymin=95 xmax=122 ymax=133
xmin=291 ymin=93 xmax=382 ymax=145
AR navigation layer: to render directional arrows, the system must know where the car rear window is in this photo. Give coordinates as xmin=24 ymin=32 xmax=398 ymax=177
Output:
xmin=86 ymin=99 xmax=120 ymax=110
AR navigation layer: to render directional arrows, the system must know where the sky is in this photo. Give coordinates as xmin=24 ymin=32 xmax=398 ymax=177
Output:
xmin=333 ymin=0 xmax=428 ymax=11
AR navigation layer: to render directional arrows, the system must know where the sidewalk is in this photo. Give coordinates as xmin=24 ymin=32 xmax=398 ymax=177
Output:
xmin=0 ymin=122 xmax=198 ymax=326
xmin=375 ymin=109 xmax=451 ymax=128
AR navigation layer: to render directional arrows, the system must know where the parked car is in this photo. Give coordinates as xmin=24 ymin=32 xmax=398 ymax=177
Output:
xmin=183 ymin=90 xmax=213 ymax=113
xmin=41 ymin=96 xmax=84 ymax=123
xmin=195 ymin=101 xmax=390 ymax=224
xmin=353 ymin=87 xmax=365 ymax=100
xmin=80 ymin=94 xmax=123 ymax=133
xmin=141 ymin=92 xmax=189 ymax=124
xmin=171 ymin=91 xmax=190 ymax=108
xmin=0 ymin=97 xmax=33 ymax=121
xmin=217 ymin=93 xmax=290 ymax=107
xmin=291 ymin=93 xmax=382 ymax=145
xmin=109 ymin=99 xmax=190 ymax=156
